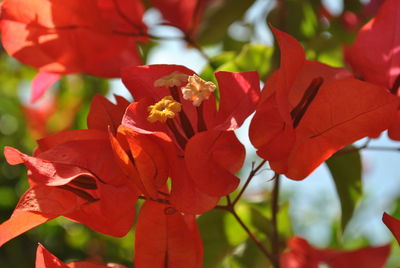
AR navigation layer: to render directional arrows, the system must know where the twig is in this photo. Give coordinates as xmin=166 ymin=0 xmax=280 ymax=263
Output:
xmin=363 ymin=146 xmax=400 ymax=152
xmin=271 ymin=174 xmax=281 ymax=268
xmin=112 ymin=30 xmax=181 ymax=41
xmin=112 ymin=0 xmax=217 ymax=70
xmin=233 ymin=160 xmax=267 ymax=205
xmin=184 ymin=34 xmax=218 ymax=69
xmin=216 ymin=196 xmax=275 ymax=264
xmin=335 ymin=138 xmax=400 ymax=155
xmin=230 ymin=208 xmax=275 ymax=263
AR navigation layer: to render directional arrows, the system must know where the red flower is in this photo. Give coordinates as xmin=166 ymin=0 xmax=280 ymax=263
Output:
xmin=23 ymin=94 xmax=57 ymax=138
xmin=249 ymin=27 xmax=399 ymax=180
xmin=134 ymin=200 xmax=203 ymax=268
xmin=1 ymin=0 xmax=147 ymax=101
xmin=0 ymin=95 xmax=140 ymax=246
xmin=1 ymin=0 xmax=146 ymax=76
xmin=149 ymin=0 xmax=212 ymax=38
xmin=345 ymin=0 xmax=400 ymax=140
xmin=281 ymin=236 xmax=390 ymax=268
xmin=120 ymin=64 xmax=260 ymax=213
xmin=36 ymin=243 xmax=126 ymax=268
xmin=382 ymin=212 xmax=400 ymax=244
xmin=2 ymin=93 xmax=204 ymax=268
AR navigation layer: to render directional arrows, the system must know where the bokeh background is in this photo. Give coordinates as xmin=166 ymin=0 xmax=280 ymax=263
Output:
xmin=1 ymin=0 xmax=400 ymax=267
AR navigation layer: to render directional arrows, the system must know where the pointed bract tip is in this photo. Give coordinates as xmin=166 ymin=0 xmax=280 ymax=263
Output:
xmin=4 ymin=146 xmax=24 ymax=165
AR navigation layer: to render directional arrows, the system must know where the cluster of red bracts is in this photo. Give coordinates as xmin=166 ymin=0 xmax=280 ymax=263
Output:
xmin=2 ymin=0 xmax=400 ymax=266
xmin=34 ymin=235 xmax=390 ymax=268
xmin=0 ymin=46 xmax=398 ymax=267
xmin=0 ymin=0 xmax=212 ymax=102
xmin=1 ymin=63 xmax=260 ymax=267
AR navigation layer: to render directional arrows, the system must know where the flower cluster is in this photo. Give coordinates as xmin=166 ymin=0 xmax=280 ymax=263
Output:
xmin=1 ymin=0 xmax=400 ymax=267
xmin=1 ymin=64 xmax=260 ymax=266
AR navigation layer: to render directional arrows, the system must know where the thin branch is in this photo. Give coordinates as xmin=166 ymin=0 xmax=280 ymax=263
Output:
xmin=113 ymin=29 xmax=217 ymax=69
xmin=363 ymin=146 xmax=400 ymax=152
xmin=216 ymin=203 xmax=274 ymax=264
xmin=225 ymin=195 xmax=233 ymax=208
xmin=112 ymin=6 xmax=216 ymax=69
xmin=233 ymin=160 xmax=267 ymax=205
xmin=112 ymin=30 xmax=181 ymax=41
xmin=230 ymin=208 xmax=275 ymax=264
xmin=271 ymin=174 xmax=281 ymax=268
xmin=335 ymin=139 xmax=400 ymax=155
xmin=184 ymin=34 xmax=218 ymax=69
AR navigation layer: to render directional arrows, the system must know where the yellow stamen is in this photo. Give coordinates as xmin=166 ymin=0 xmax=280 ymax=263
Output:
xmin=181 ymin=74 xmax=216 ymax=106
xmin=154 ymin=71 xmax=189 ymax=88
xmin=147 ymin=96 xmax=182 ymax=123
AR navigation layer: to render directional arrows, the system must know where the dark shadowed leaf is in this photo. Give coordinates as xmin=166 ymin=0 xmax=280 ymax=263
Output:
xmin=326 ymin=148 xmax=362 ymax=231
xmin=198 ymin=210 xmax=233 ymax=268
xmin=267 ymin=0 xmax=318 ymax=41
xmin=196 ymin=0 xmax=255 ymax=45
xmin=232 ymin=238 xmax=271 ymax=268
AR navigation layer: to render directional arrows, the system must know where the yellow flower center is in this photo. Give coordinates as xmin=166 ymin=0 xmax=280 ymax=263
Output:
xmin=181 ymin=74 xmax=216 ymax=106
xmin=154 ymin=71 xmax=189 ymax=88
xmin=147 ymin=96 xmax=182 ymax=123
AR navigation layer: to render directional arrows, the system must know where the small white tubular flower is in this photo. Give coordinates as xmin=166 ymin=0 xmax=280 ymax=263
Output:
xmin=154 ymin=71 xmax=189 ymax=88
xmin=181 ymin=74 xmax=216 ymax=106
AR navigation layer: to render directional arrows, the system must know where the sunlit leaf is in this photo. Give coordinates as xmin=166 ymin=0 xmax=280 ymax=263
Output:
xmin=201 ymin=52 xmax=236 ymax=82
xmin=218 ymin=44 xmax=273 ymax=80
xmin=225 ymin=205 xmax=249 ymax=245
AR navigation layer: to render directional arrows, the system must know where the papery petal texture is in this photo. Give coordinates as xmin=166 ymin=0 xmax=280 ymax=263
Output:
xmin=345 ymin=0 xmax=400 ymax=90
xmin=36 ymin=243 xmax=127 ymax=268
xmin=281 ymin=236 xmax=390 ymax=268
xmin=0 ymin=96 xmax=141 ymax=246
xmin=134 ymin=201 xmax=202 ymax=268
xmin=250 ymin=27 xmax=399 ymax=180
xmin=1 ymin=0 xmax=146 ymax=77
xmin=149 ymin=0 xmax=211 ymax=36
xmin=120 ymin=64 xmax=260 ymax=213
xmin=383 ymin=212 xmax=400 ymax=244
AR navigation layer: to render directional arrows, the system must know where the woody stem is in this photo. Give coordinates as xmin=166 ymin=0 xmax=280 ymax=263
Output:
xmin=233 ymin=160 xmax=267 ymax=206
xmin=271 ymin=174 xmax=281 ymax=268
xmin=185 ymin=35 xmax=218 ymax=69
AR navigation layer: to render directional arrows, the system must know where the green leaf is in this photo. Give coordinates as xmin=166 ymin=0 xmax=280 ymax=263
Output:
xmin=225 ymin=205 xmax=249 ymax=245
xmin=201 ymin=52 xmax=237 ymax=82
xmin=277 ymin=202 xmax=293 ymax=240
xmin=196 ymin=0 xmax=255 ymax=45
xmin=232 ymin=238 xmax=271 ymax=268
xmin=249 ymin=206 xmax=272 ymax=237
xmin=198 ymin=210 xmax=233 ymax=268
xmin=267 ymin=0 xmax=318 ymax=42
xmin=0 ymin=187 xmax=17 ymax=208
xmin=217 ymin=44 xmax=273 ymax=80
xmin=326 ymin=149 xmax=362 ymax=232
xmin=390 ymin=198 xmax=400 ymax=219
